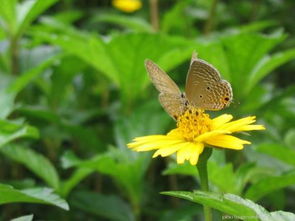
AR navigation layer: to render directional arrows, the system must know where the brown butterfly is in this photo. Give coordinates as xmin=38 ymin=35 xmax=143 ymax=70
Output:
xmin=145 ymin=52 xmax=233 ymax=119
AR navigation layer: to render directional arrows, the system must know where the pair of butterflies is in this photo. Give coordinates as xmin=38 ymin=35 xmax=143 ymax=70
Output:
xmin=145 ymin=52 xmax=233 ymax=120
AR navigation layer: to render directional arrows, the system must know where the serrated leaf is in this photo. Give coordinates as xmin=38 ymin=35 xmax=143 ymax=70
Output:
xmin=11 ymin=214 xmax=33 ymax=221
xmin=162 ymin=191 xmax=295 ymax=221
xmin=245 ymin=170 xmax=295 ymax=201
xmin=32 ymin=22 xmax=196 ymax=103
xmin=162 ymin=191 xmax=258 ymax=220
xmin=0 ymin=145 xmax=60 ymax=190
xmin=0 ymin=184 xmax=69 ymax=210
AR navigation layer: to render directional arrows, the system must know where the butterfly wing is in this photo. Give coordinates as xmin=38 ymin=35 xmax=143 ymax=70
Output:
xmin=185 ymin=55 xmax=232 ymax=110
xmin=145 ymin=59 xmax=186 ymax=119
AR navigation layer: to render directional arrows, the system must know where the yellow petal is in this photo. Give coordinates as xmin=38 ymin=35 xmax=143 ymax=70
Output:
xmin=233 ymin=124 xmax=265 ymax=132
xmin=211 ymin=114 xmax=233 ymax=129
xmin=112 ymin=0 xmax=142 ymax=13
xmin=176 ymin=143 xmax=203 ymax=165
xmin=131 ymin=139 xmax=182 ymax=151
xmin=218 ymin=116 xmax=257 ymax=132
xmin=205 ymin=135 xmax=250 ymax=150
xmin=189 ymin=143 xmax=204 ymax=165
xmin=195 ymin=130 xmax=230 ymax=143
xmin=152 ymin=142 xmax=187 ymax=158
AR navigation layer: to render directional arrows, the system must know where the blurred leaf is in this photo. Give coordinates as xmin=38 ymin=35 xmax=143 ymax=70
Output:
xmin=11 ymin=214 xmax=33 ymax=221
xmin=0 ymin=0 xmax=17 ymax=34
xmin=8 ymin=52 xmax=62 ymax=94
xmin=245 ymin=170 xmax=295 ymax=201
xmin=221 ymin=32 xmax=286 ymax=98
xmin=16 ymin=0 xmax=58 ymax=38
xmin=160 ymin=204 xmax=201 ymax=221
xmin=0 ymin=145 xmax=60 ymax=190
xmin=163 ymin=162 xmax=198 ymax=176
xmin=60 ymin=168 xmax=93 ymax=197
xmin=208 ymin=161 xmax=239 ymax=194
xmin=162 ymin=191 xmax=295 ymax=221
xmin=0 ymin=119 xmax=39 ymax=148
xmin=0 ymin=184 xmax=69 ymax=210
xmin=0 ymin=0 xmax=57 ymax=38
xmin=162 ymin=0 xmax=195 ymax=36
xmin=93 ymin=13 xmax=152 ymax=32
xmin=71 ymin=191 xmax=134 ymax=221
xmin=247 ymin=48 xmax=295 ymax=94
xmin=255 ymin=143 xmax=295 ymax=166
xmin=33 ymin=21 xmax=196 ymax=103
xmin=285 ymin=129 xmax=295 ymax=148
xmin=0 ymin=85 xmax=16 ymax=119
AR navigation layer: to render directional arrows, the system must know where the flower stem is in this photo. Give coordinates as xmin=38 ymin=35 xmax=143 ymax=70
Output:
xmin=197 ymin=148 xmax=213 ymax=221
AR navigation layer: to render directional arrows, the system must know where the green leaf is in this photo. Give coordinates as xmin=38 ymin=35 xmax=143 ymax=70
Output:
xmin=162 ymin=191 xmax=295 ymax=221
xmin=163 ymin=162 xmax=198 ymax=176
xmin=0 ymin=145 xmax=60 ymax=190
xmin=221 ymin=32 xmax=286 ymax=98
xmin=0 ymin=84 xmax=16 ymax=119
xmin=0 ymin=119 xmax=39 ymax=148
xmin=208 ymin=161 xmax=239 ymax=194
xmin=255 ymin=143 xmax=295 ymax=166
xmin=246 ymin=48 xmax=295 ymax=94
xmin=0 ymin=0 xmax=17 ymax=34
xmin=245 ymin=170 xmax=295 ymax=201
xmin=93 ymin=13 xmax=152 ymax=32
xmin=60 ymin=168 xmax=94 ymax=197
xmin=162 ymin=191 xmax=258 ymax=220
xmin=16 ymin=0 xmax=58 ymax=37
xmin=71 ymin=191 xmax=134 ymax=221
xmin=0 ymin=184 xmax=69 ymax=210
xmin=8 ymin=53 xmax=62 ymax=94
xmin=33 ymin=22 xmax=196 ymax=103
xmin=11 ymin=214 xmax=33 ymax=221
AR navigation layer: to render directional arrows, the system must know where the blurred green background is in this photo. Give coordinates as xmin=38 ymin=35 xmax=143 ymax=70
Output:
xmin=0 ymin=0 xmax=295 ymax=220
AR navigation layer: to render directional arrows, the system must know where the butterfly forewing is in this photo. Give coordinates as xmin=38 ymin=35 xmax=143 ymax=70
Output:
xmin=185 ymin=57 xmax=232 ymax=110
xmin=145 ymin=59 xmax=186 ymax=119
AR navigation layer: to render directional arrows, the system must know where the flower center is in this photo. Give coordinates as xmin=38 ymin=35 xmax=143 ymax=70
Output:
xmin=176 ymin=107 xmax=212 ymax=141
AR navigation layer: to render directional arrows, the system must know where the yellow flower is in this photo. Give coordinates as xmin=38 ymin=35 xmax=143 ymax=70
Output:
xmin=112 ymin=0 xmax=142 ymax=13
xmin=128 ymin=108 xmax=265 ymax=165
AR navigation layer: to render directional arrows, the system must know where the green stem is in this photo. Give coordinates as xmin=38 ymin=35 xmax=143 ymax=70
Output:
xmin=9 ymin=36 xmax=19 ymax=75
xmin=149 ymin=0 xmax=159 ymax=31
xmin=203 ymin=0 xmax=219 ymax=35
xmin=197 ymin=148 xmax=213 ymax=221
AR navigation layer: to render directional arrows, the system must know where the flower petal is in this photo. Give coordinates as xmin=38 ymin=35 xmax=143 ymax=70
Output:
xmin=176 ymin=142 xmax=204 ymax=165
xmin=205 ymin=135 xmax=250 ymax=150
xmin=211 ymin=114 xmax=233 ymax=129
xmin=130 ymin=139 xmax=182 ymax=151
xmin=195 ymin=130 xmax=230 ymax=142
xmin=218 ymin=116 xmax=257 ymax=132
xmin=189 ymin=143 xmax=204 ymax=165
xmin=233 ymin=124 xmax=265 ymax=132
xmin=152 ymin=142 xmax=187 ymax=158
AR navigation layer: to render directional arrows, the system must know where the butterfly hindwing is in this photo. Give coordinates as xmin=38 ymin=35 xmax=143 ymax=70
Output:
xmin=185 ymin=55 xmax=232 ymax=110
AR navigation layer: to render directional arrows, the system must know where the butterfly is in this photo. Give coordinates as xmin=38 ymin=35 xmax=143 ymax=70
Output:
xmin=145 ymin=52 xmax=233 ymax=120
